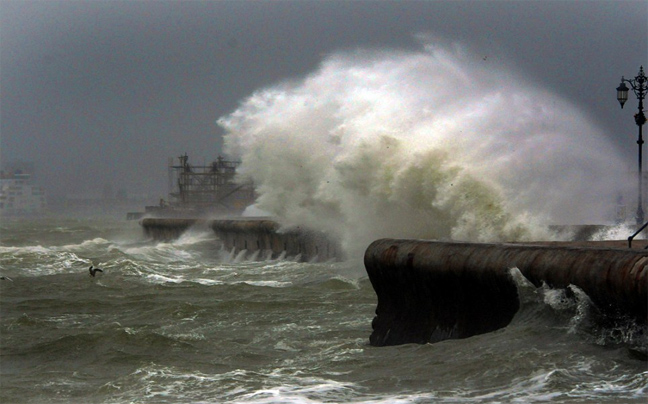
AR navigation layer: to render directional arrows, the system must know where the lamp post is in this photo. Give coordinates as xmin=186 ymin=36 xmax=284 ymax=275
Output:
xmin=617 ymin=66 xmax=647 ymax=225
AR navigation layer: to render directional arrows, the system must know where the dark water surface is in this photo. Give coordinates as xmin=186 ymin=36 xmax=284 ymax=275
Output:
xmin=1 ymin=218 xmax=646 ymax=403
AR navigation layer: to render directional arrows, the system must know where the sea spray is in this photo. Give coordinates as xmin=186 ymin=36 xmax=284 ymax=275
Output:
xmin=219 ymin=41 xmax=629 ymax=258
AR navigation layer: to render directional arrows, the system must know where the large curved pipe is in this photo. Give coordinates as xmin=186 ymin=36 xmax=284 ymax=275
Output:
xmin=365 ymin=239 xmax=647 ymax=346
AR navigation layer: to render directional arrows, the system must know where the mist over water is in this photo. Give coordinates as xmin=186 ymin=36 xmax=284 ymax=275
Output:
xmin=220 ymin=42 xmax=629 ymax=257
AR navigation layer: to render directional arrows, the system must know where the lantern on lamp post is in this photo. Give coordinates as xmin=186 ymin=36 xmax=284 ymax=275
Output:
xmin=617 ymin=66 xmax=647 ymax=225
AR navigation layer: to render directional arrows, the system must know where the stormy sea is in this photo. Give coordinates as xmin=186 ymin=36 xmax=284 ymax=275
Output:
xmin=3 ymin=41 xmax=647 ymax=403
xmin=0 ymin=217 xmax=646 ymax=403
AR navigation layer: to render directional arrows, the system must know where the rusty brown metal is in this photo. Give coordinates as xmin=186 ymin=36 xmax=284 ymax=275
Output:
xmin=365 ymin=239 xmax=648 ymax=346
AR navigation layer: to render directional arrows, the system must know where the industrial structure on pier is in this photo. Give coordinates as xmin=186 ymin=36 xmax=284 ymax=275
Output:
xmin=130 ymin=154 xmax=254 ymax=219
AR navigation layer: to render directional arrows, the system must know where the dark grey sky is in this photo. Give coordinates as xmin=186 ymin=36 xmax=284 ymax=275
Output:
xmin=1 ymin=0 xmax=646 ymax=200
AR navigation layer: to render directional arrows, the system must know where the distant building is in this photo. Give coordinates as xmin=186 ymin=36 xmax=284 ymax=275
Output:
xmin=0 ymin=168 xmax=47 ymax=216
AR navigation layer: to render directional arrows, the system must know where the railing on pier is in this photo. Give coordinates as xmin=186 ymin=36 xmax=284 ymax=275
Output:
xmin=628 ymin=221 xmax=648 ymax=248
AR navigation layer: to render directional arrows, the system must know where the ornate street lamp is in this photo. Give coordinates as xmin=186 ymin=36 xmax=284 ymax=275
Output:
xmin=617 ymin=66 xmax=647 ymax=225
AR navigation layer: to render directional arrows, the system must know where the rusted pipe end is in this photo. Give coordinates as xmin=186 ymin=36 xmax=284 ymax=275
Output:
xmin=365 ymin=239 xmax=648 ymax=346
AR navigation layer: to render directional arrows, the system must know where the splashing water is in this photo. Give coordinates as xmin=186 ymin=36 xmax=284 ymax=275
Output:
xmin=219 ymin=42 xmax=629 ymax=257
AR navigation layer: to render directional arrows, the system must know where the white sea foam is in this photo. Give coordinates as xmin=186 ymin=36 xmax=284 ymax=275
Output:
xmin=57 ymin=237 xmax=112 ymax=251
xmin=0 ymin=245 xmax=88 ymax=275
xmin=588 ymin=223 xmax=637 ymax=241
xmin=145 ymin=273 xmax=185 ymax=284
xmin=219 ymin=40 xmax=630 ymax=258
xmin=192 ymin=278 xmax=224 ymax=286
xmin=234 ymin=250 xmax=249 ymax=263
xmin=0 ymin=245 xmax=51 ymax=255
xmin=173 ymin=229 xmax=217 ymax=246
xmin=230 ymin=377 xmax=358 ymax=404
xmin=237 ymin=280 xmax=292 ymax=288
xmin=122 ymin=241 xmax=201 ymax=264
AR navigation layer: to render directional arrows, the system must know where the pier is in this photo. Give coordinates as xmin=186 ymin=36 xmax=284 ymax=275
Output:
xmin=140 ymin=217 xmax=341 ymax=261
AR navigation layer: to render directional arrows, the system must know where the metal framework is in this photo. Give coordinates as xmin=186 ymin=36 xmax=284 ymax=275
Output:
xmin=168 ymin=154 xmax=254 ymax=213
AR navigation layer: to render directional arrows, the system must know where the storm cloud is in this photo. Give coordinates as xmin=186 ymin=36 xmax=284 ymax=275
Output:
xmin=1 ymin=0 xmax=646 ymax=201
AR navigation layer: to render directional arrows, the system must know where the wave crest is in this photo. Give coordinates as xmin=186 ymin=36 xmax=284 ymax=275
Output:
xmin=220 ymin=41 xmax=628 ymax=257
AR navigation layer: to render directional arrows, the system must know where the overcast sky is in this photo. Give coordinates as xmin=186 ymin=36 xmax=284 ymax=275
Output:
xmin=1 ymin=0 xmax=646 ymax=201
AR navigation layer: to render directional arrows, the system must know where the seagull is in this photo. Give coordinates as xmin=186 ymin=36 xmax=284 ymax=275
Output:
xmin=89 ymin=266 xmax=103 ymax=277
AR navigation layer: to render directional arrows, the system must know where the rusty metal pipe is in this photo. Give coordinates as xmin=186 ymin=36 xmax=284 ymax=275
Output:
xmin=364 ymin=239 xmax=647 ymax=346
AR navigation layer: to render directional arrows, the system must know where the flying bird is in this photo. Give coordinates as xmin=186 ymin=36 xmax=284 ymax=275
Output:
xmin=89 ymin=266 xmax=103 ymax=277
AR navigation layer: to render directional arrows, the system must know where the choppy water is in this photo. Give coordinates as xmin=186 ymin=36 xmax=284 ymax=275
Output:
xmin=1 ymin=217 xmax=646 ymax=403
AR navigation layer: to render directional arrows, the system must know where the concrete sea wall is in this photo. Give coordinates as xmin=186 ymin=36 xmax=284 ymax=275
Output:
xmin=211 ymin=219 xmax=341 ymax=261
xmin=140 ymin=218 xmax=202 ymax=241
xmin=365 ymin=239 xmax=647 ymax=346
xmin=140 ymin=218 xmax=341 ymax=261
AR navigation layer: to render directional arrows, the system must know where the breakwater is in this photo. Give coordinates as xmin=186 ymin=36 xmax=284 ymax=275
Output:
xmin=210 ymin=219 xmax=341 ymax=261
xmin=365 ymin=239 xmax=647 ymax=347
xmin=140 ymin=218 xmax=341 ymax=261
xmin=141 ymin=218 xmax=201 ymax=241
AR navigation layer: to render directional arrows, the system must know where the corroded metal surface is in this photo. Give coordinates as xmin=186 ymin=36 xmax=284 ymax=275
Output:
xmin=365 ymin=239 xmax=648 ymax=346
